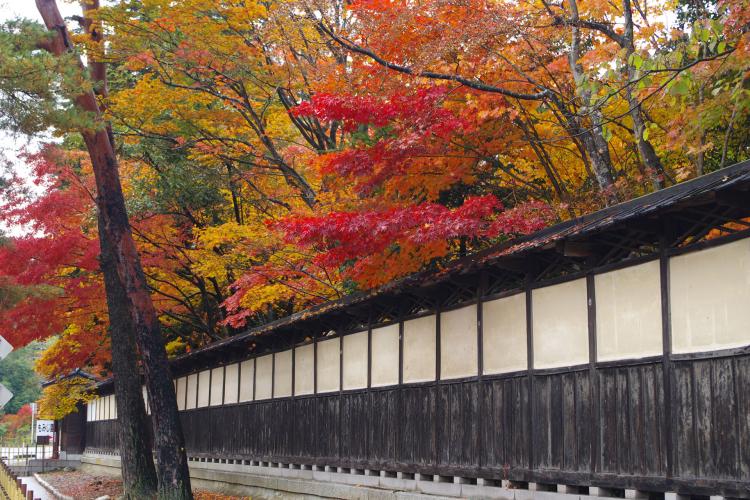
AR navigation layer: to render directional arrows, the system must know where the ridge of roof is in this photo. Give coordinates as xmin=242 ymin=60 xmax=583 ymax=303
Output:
xmin=174 ymin=159 xmax=750 ymax=363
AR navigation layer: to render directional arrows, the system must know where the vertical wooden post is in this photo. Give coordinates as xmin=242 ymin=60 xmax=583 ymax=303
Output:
xmin=397 ymin=314 xmax=404 ymax=465
xmin=194 ymin=372 xmax=200 ymax=409
xmin=236 ymin=362 xmax=241 ymax=404
xmin=525 ymin=276 xmax=535 ymax=473
xmin=587 ymin=273 xmax=600 ymax=476
xmin=221 ymin=365 xmax=226 ymax=405
xmin=207 ymin=368 xmax=212 ymax=408
xmin=367 ymin=309 xmax=373 ymax=390
xmin=338 ymin=331 xmax=344 ymax=461
xmin=477 ymin=273 xmax=486 ymax=471
xmin=252 ymin=357 xmax=257 ymax=402
xmin=366 ymin=308 xmax=373 ymax=461
xmin=314 ymin=334 xmax=319 ymax=394
xmin=659 ymin=235 xmax=674 ymax=481
xmin=291 ymin=342 xmax=296 ymax=458
xmin=271 ymin=353 xmax=276 ymax=399
xmin=292 ymin=345 xmax=297 ymax=398
xmin=435 ymin=302 xmax=442 ymax=468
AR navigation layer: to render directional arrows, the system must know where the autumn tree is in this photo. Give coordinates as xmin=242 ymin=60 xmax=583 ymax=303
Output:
xmin=35 ymin=0 xmax=192 ymax=494
xmin=0 ymin=1 xmax=191 ymax=497
xmin=309 ymin=0 xmax=746 ymax=199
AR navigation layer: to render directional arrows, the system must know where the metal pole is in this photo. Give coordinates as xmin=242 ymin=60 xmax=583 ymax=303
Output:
xmin=29 ymin=403 xmax=36 ymax=446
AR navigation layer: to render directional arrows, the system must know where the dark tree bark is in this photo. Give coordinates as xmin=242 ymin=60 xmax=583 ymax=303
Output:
xmin=621 ymin=0 xmax=665 ymax=189
xmin=35 ymin=1 xmax=193 ymax=498
xmin=80 ymin=2 xmax=159 ymax=496
xmin=99 ymin=222 xmax=158 ymax=498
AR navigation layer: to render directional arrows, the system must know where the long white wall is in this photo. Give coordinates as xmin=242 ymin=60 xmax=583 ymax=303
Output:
xmin=87 ymin=237 xmax=750 ymax=421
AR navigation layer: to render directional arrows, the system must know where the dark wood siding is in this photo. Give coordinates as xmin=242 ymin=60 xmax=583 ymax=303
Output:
xmin=672 ymin=356 xmax=750 ymax=482
xmin=84 ymin=354 xmax=750 ymax=498
xmin=598 ymin=362 xmax=666 ymax=479
xmin=480 ymin=375 xmax=529 ymax=478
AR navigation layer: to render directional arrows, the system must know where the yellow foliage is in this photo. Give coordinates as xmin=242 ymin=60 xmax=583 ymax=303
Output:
xmin=37 ymin=377 xmax=96 ymax=420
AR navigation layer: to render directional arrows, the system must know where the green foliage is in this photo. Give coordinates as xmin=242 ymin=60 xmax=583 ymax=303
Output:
xmin=0 ymin=19 xmax=97 ymax=136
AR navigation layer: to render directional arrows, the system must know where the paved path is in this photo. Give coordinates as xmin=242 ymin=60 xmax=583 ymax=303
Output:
xmin=19 ymin=476 xmax=54 ymax=500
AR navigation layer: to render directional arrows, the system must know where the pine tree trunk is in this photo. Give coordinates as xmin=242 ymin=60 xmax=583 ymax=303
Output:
xmin=83 ymin=120 xmax=193 ymax=500
xmin=35 ymin=1 xmax=193 ymax=498
xmin=99 ymin=223 xmax=158 ymax=499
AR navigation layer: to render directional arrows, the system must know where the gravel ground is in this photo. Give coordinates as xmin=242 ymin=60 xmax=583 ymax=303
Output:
xmin=38 ymin=471 xmax=250 ymax=499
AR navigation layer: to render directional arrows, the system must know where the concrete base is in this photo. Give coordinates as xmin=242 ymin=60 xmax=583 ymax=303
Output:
xmin=80 ymin=453 xmax=728 ymax=500
xmin=10 ymin=458 xmax=80 ymax=475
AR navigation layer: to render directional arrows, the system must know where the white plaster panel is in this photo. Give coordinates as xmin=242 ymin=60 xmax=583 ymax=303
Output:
xmin=86 ymin=402 xmax=91 ymax=422
xmin=294 ymin=343 xmax=315 ymax=395
xmin=317 ymin=337 xmax=340 ymax=393
xmin=482 ymin=293 xmax=528 ymax=374
xmin=532 ymin=278 xmax=589 ymax=369
xmin=440 ymin=305 xmax=478 ymax=380
xmin=670 ymin=238 xmax=750 ymax=353
xmin=255 ymin=355 xmax=273 ymax=400
xmin=98 ymin=397 xmax=103 ymax=421
xmin=210 ymin=367 xmax=224 ymax=406
xmin=92 ymin=399 xmax=97 ymax=421
xmin=595 ymin=260 xmax=663 ymax=361
xmin=197 ymin=370 xmax=210 ymax=408
xmin=176 ymin=377 xmax=187 ymax=411
xmin=223 ymin=364 xmax=239 ymax=404
xmin=371 ymin=324 xmax=399 ymax=387
xmin=112 ymin=395 xmax=117 ymax=420
xmin=238 ymin=359 xmax=254 ymax=403
xmin=343 ymin=331 xmax=368 ymax=390
xmin=186 ymin=374 xmax=197 ymax=410
xmin=274 ymin=350 xmax=293 ymax=398
xmin=403 ymin=315 xmax=437 ymax=383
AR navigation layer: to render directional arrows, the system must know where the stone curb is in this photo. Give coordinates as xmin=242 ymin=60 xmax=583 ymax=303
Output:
xmin=33 ymin=472 xmax=75 ymax=500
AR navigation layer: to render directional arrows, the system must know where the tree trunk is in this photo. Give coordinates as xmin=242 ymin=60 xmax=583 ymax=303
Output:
xmin=621 ymin=0 xmax=664 ymax=190
xmin=567 ymin=0 xmax=617 ymax=203
xmin=79 ymin=3 xmax=159 ymax=496
xmin=99 ymin=222 xmax=159 ymax=499
xmin=35 ymin=1 xmax=193 ymax=498
xmin=83 ymin=121 xmax=192 ymax=500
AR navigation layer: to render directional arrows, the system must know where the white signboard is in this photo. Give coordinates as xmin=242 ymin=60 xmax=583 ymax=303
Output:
xmin=0 ymin=335 xmax=12 ymax=360
xmin=0 ymin=384 xmax=12 ymax=408
xmin=36 ymin=420 xmax=54 ymax=438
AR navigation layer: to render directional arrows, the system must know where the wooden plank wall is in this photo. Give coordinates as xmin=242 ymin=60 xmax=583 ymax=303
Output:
xmin=82 ymin=233 xmax=750 ymax=498
xmin=85 ymin=354 xmax=750 ymax=497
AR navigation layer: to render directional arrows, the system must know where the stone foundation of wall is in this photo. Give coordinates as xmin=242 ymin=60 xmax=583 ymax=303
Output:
xmin=81 ymin=452 xmax=724 ymax=500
